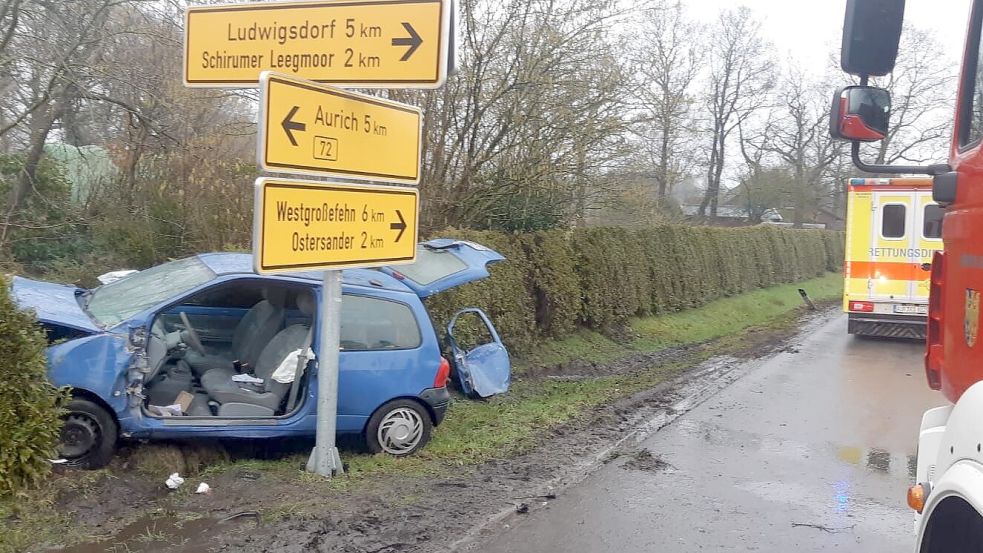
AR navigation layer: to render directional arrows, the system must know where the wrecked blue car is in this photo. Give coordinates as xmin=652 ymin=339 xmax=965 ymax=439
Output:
xmin=12 ymin=240 xmax=511 ymax=468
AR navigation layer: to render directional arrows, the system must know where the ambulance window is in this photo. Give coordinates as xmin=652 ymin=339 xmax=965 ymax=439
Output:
xmin=881 ymin=204 xmax=906 ymax=239
xmin=923 ymin=204 xmax=944 ymax=239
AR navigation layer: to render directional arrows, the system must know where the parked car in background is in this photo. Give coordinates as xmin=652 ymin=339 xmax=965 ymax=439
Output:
xmin=12 ymin=239 xmax=511 ymax=468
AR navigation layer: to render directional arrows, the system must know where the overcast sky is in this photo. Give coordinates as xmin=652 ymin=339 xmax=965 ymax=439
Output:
xmin=687 ymin=0 xmax=969 ymax=75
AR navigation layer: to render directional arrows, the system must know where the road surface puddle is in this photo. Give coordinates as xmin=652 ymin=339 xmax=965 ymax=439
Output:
xmin=835 ymin=445 xmax=916 ymax=478
xmin=46 ymin=512 xmax=257 ymax=553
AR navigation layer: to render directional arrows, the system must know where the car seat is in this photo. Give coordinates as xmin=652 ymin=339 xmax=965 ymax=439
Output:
xmin=199 ymin=291 xmax=314 ymax=417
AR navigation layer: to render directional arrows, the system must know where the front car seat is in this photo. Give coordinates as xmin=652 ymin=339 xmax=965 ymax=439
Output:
xmin=200 ymin=291 xmax=315 ymax=416
xmin=183 ymin=287 xmax=286 ymax=376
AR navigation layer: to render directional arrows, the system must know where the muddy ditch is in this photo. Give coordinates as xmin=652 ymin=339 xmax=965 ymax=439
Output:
xmin=22 ymin=306 xmax=835 ymax=553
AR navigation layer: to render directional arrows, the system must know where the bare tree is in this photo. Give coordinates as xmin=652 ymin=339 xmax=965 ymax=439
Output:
xmin=396 ymin=0 xmax=630 ymax=231
xmin=0 ymin=0 xmax=123 ymax=247
xmin=760 ymin=67 xmax=841 ymax=226
xmin=865 ymin=26 xmax=957 ymax=165
xmin=698 ymin=7 xmax=773 ymax=218
xmin=628 ymin=0 xmax=702 ymax=202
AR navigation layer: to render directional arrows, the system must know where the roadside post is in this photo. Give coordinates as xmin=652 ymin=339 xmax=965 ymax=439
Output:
xmin=185 ymin=0 xmax=449 ymax=479
xmin=251 ymin=178 xmax=419 ymax=475
xmin=254 ymin=77 xmax=423 ymax=477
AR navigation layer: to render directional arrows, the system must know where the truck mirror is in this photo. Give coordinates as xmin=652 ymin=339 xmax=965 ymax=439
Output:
xmin=830 ymin=86 xmax=891 ymax=142
xmin=841 ymin=0 xmax=905 ymax=76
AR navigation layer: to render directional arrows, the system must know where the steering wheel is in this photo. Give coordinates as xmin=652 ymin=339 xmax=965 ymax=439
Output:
xmin=179 ymin=312 xmax=206 ymax=355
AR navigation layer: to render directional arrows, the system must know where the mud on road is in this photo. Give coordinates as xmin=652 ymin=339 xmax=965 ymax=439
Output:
xmin=30 ymin=307 xmax=835 ymax=553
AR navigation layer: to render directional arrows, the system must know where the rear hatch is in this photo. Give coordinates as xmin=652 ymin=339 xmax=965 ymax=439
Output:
xmin=380 ymin=239 xmax=505 ymax=298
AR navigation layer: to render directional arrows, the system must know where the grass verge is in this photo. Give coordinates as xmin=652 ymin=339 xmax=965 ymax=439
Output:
xmin=517 ymin=272 xmax=842 ymax=369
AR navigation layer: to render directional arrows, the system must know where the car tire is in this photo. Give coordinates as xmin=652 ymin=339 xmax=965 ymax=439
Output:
xmin=365 ymin=399 xmax=433 ymax=456
xmin=60 ymin=398 xmax=118 ymax=469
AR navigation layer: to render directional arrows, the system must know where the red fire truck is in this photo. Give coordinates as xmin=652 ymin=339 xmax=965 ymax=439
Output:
xmin=832 ymin=0 xmax=983 ymax=549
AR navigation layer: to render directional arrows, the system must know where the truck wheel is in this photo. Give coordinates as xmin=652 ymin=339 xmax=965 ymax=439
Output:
xmin=365 ymin=399 xmax=432 ymax=456
xmin=60 ymin=398 xmax=117 ymax=469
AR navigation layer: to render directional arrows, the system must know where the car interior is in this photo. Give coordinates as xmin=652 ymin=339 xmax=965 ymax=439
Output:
xmin=143 ymin=281 xmax=316 ymax=418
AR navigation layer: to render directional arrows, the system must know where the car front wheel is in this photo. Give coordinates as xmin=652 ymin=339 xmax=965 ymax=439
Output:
xmin=60 ymin=398 xmax=118 ymax=469
xmin=365 ymin=399 xmax=433 ymax=456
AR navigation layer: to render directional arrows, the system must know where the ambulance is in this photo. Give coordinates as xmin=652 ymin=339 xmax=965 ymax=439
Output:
xmin=843 ymin=177 xmax=943 ymax=339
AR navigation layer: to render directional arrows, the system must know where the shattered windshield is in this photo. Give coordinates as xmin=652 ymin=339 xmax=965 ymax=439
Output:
xmin=85 ymin=257 xmax=216 ymax=327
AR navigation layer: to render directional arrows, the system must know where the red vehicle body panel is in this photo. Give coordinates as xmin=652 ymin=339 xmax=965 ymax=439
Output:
xmin=928 ymin=0 xmax=983 ymax=403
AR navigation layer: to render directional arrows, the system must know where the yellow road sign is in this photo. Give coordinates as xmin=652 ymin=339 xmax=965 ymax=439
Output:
xmin=258 ymin=72 xmax=421 ymax=183
xmin=253 ymin=178 xmax=419 ymax=273
xmin=184 ymin=0 xmax=451 ymax=88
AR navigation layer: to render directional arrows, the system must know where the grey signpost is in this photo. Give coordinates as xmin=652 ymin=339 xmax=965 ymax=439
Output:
xmin=306 ymin=270 xmax=345 ymax=476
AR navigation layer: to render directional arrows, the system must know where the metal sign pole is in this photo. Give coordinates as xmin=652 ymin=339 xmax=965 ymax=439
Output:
xmin=307 ymin=269 xmax=344 ymax=477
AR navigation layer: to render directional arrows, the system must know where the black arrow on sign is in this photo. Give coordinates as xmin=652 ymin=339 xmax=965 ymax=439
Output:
xmin=390 ymin=210 xmax=407 ymax=242
xmin=281 ymin=106 xmax=306 ymax=146
xmin=391 ymin=22 xmax=422 ymax=61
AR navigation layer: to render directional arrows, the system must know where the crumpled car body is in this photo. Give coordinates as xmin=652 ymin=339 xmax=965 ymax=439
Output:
xmin=12 ymin=240 xmax=512 ymax=466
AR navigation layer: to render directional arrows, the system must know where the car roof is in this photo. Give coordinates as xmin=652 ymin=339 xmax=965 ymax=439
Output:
xmin=196 ymin=253 xmax=414 ymax=294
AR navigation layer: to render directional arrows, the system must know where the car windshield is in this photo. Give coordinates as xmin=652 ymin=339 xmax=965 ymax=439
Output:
xmin=86 ymin=257 xmax=216 ymax=326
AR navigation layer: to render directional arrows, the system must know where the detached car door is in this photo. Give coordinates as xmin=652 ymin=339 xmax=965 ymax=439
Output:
xmin=446 ymin=308 xmax=511 ymax=397
xmin=380 ymin=239 xmax=512 ymax=397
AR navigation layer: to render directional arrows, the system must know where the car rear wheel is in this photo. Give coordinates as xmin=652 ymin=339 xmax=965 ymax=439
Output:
xmin=60 ymin=398 xmax=117 ymax=469
xmin=365 ymin=399 xmax=432 ymax=456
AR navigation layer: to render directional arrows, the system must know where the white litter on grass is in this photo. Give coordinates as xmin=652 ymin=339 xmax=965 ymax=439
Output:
xmin=195 ymin=482 xmax=211 ymax=494
xmin=165 ymin=473 xmax=185 ymax=490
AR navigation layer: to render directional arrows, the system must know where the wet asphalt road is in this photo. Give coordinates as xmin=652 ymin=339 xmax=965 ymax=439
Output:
xmin=470 ymin=314 xmax=942 ymax=552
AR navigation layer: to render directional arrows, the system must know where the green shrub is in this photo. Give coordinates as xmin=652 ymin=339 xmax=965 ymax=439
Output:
xmin=0 ymin=276 xmax=67 ymax=496
xmin=519 ymin=230 xmax=581 ymax=337
xmin=425 ymin=225 xmax=844 ymax=354
xmin=570 ymin=227 xmax=646 ymax=331
xmin=636 ymin=226 xmax=677 ymax=313
xmin=823 ymin=231 xmax=846 ymax=272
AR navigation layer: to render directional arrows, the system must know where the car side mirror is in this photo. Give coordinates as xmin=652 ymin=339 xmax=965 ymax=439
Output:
xmin=841 ymin=0 xmax=905 ymax=76
xmin=830 ymin=86 xmax=891 ymax=142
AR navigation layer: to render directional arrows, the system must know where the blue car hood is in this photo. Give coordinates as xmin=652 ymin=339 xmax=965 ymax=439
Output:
xmin=11 ymin=277 xmax=100 ymax=333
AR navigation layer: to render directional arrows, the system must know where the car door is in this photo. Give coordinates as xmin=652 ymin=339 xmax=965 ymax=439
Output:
xmin=379 ymin=239 xmax=512 ymax=397
xmin=870 ymin=191 xmax=916 ymax=303
xmin=446 ymin=308 xmax=511 ymax=398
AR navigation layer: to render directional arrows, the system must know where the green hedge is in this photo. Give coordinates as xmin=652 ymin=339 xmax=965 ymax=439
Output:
xmin=426 ymin=225 xmax=845 ymax=353
xmin=0 ymin=276 xmax=66 ymax=496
